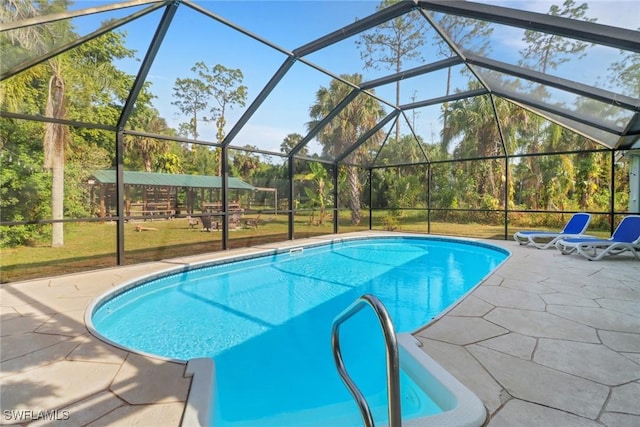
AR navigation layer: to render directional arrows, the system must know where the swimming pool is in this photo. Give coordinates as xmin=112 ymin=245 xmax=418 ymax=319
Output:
xmin=87 ymin=235 xmax=508 ymax=426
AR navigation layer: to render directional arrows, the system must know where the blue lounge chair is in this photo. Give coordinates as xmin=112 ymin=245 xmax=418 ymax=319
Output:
xmin=555 ymin=215 xmax=640 ymax=261
xmin=513 ymin=213 xmax=592 ymax=249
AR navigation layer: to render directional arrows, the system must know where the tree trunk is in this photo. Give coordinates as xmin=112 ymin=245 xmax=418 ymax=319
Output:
xmin=394 ymin=79 xmax=401 ymax=143
xmin=44 ymin=71 xmax=66 ymax=247
xmin=51 ymin=158 xmax=64 ymax=247
xmin=441 ymin=66 xmax=453 ymax=153
xmin=347 ymin=166 xmax=361 ymax=225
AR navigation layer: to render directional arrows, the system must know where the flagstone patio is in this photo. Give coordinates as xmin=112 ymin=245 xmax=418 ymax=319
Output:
xmin=1 ymin=233 xmax=638 ymax=426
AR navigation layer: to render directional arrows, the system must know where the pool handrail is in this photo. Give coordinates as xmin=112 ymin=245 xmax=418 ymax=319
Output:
xmin=331 ymin=294 xmax=402 ymax=427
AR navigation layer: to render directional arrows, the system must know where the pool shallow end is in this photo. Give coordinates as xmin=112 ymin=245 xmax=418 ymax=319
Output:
xmin=181 ymin=333 xmax=486 ymax=427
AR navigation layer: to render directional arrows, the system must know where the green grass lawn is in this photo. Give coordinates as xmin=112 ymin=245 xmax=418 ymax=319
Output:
xmin=0 ymin=210 xmax=612 ymax=283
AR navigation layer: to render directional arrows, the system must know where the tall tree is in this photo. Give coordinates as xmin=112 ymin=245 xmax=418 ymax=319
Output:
xmin=514 ymin=0 xmax=596 ymax=210
xmin=356 ymin=0 xmax=426 ymax=142
xmin=517 ymin=0 xmax=595 ymax=157
xmin=171 ymin=76 xmax=209 ymax=140
xmin=607 ymin=46 xmax=640 ymax=97
xmin=519 ymin=0 xmax=595 ymax=74
xmin=10 ymin=0 xmax=74 ymax=248
xmin=2 ymin=0 xmax=136 ymax=246
xmin=308 ymin=74 xmax=386 ymax=224
xmin=432 ymin=15 xmax=492 ymax=153
xmin=194 ymin=62 xmax=247 ymax=176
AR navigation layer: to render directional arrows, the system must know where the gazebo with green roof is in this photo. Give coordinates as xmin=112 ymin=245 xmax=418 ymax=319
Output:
xmin=89 ymin=170 xmax=256 ymax=218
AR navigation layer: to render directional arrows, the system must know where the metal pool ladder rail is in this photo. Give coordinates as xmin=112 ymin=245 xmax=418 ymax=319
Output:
xmin=331 ymin=294 xmax=402 ymax=427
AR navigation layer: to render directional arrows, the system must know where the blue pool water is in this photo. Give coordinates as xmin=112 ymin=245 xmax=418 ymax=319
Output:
xmin=91 ymin=237 xmax=507 ymax=426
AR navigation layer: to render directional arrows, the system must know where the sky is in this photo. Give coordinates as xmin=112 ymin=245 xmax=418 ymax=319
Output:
xmin=61 ymin=0 xmax=639 ymax=155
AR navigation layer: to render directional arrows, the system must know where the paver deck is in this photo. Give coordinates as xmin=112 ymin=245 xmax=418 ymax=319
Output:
xmin=1 ymin=232 xmax=639 ymax=426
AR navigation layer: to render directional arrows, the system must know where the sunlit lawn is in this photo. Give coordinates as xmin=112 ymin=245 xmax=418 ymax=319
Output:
xmin=0 ymin=210 xmax=611 ymax=283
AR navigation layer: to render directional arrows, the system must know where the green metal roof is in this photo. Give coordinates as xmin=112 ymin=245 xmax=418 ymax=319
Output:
xmin=90 ymin=170 xmax=256 ymax=191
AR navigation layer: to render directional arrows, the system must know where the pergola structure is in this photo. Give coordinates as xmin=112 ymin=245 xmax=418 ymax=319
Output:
xmin=88 ymin=170 xmax=256 ymax=218
xmin=2 ymin=0 xmax=639 ymax=266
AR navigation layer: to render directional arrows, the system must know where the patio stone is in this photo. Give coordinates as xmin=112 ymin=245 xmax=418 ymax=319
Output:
xmin=620 ymin=277 xmax=640 ymax=288
xmin=9 ymin=305 xmax=56 ymax=317
xmin=473 ymin=286 xmax=546 ymax=311
xmin=583 ymin=285 xmax=640 ymax=301
xmin=71 ymin=280 xmax=118 ymax=296
xmin=0 ymin=290 xmax=22 ymax=307
xmin=469 ymin=344 xmax=609 ymax=419
xmin=86 ymin=402 xmax=185 ymax=427
xmin=35 ymin=309 xmax=87 ymax=337
xmin=1 ymin=314 xmax=51 ymax=336
xmin=66 ymin=333 xmax=128 ymax=364
xmin=533 ymin=339 xmax=640 ymax=385
xmin=447 ymin=295 xmax=494 ymax=317
xmin=499 ymin=278 xmax=555 ymax=295
xmin=622 ymin=353 xmax=640 ymax=365
xmin=0 ymin=336 xmax=80 ymax=378
xmin=541 ymin=281 xmax=601 ymax=298
xmin=547 ymin=305 xmax=640 ymax=333
xmin=110 ymin=353 xmax=190 ymax=405
xmin=0 ymin=306 xmax=21 ymax=320
xmin=30 ymin=390 xmax=124 ymax=427
xmin=416 ymin=316 xmax=507 ymax=345
xmin=537 ymin=265 xmax=600 ymax=284
xmin=7 ymin=284 xmax=67 ymax=315
xmin=417 ymin=337 xmax=506 ymax=414
xmin=0 ymin=360 xmax=119 ymax=412
xmin=480 ymin=274 xmax=503 ymax=286
xmin=488 ymin=399 xmax=602 ymax=427
xmin=597 ymin=298 xmax=640 ymax=318
xmin=44 ymin=296 xmax=96 ymax=313
xmin=605 ymin=382 xmax=640 ymax=415
xmin=489 ymin=264 xmax=545 ymax=283
xmin=599 ymin=330 xmax=640 ymax=352
xmin=484 ymin=307 xmax=598 ymax=342
xmin=600 ymin=413 xmax=640 ymax=427
xmin=589 ymin=267 xmax=640 ymax=285
xmin=477 ymin=332 xmax=537 ymax=360
xmin=541 ymin=292 xmax=599 ymax=307
xmin=0 ymin=332 xmax=71 ymax=362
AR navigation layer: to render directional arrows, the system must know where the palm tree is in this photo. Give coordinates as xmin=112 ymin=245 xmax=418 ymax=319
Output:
xmin=44 ymin=58 xmax=68 ymax=247
xmin=308 ymin=74 xmax=386 ymax=224
xmin=5 ymin=0 xmax=73 ymax=247
xmin=232 ymin=145 xmax=261 ymax=181
xmin=445 ymin=91 xmax=526 ymax=208
xmin=126 ymin=108 xmax=172 ymax=172
xmin=3 ymin=1 xmax=136 ymax=246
